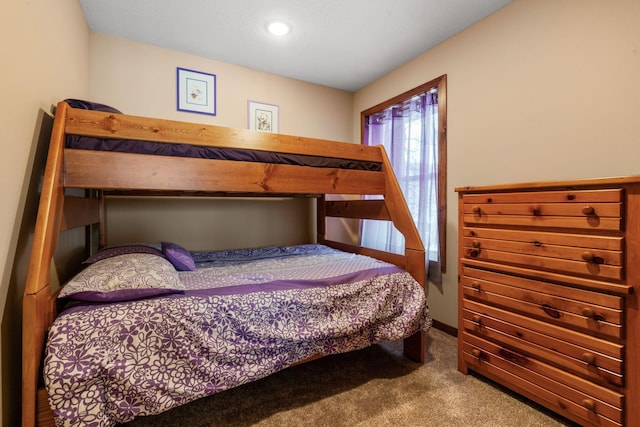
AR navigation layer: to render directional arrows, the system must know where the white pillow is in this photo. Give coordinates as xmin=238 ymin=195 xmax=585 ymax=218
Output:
xmin=59 ymin=253 xmax=185 ymax=303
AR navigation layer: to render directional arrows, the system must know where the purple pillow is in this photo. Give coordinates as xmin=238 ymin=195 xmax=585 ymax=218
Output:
xmin=84 ymin=244 xmax=164 ymax=264
xmin=64 ymin=99 xmax=122 ymax=113
xmin=162 ymin=242 xmax=196 ymax=271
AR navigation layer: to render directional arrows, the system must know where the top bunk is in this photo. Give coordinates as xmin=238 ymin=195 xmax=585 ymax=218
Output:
xmin=25 ymin=98 xmax=426 ymax=301
xmin=63 ymin=100 xmax=385 ymax=195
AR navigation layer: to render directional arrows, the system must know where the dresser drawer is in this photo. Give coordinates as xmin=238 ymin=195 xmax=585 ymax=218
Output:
xmin=462 ymin=333 xmax=623 ymax=426
xmin=462 ymin=300 xmax=623 ymax=386
xmin=462 ymin=227 xmax=624 ymax=281
xmin=462 ymin=189 xmax=622 ymax=231
xmin=463 ymin=227 xmax=624 ymax=251
xmin=462 ymin=266 xmax=623 ymax=339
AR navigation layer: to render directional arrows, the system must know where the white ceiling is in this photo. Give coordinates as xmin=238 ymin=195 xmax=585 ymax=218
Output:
xmin=80 ymin=0 xmax=513 ymax=92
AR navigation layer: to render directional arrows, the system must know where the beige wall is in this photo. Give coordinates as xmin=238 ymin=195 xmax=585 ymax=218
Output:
xmin=89 ymin=33 xmax=354 ymax=249
xmin=89 ymin=33 xmax=353 ymax=141
xmin=354 ymin=0 xmax=640 ymax=328
xmin=0 ymin=0 xmax=90 ymax=424
xmin=105 ymin=197 xmax=315 ymax=251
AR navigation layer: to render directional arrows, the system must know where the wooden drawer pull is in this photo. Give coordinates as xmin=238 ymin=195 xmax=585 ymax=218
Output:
xmin=582 ymin=352 xmax=596 ymax=364
xmin=582 ymin=307 xmax=596 ymax=318
xmin=472 ymin=315 xmax=482 ymax=325
xmin=581 ymin=205 xmax=595 ymax=215
xmin=471 ymin=281 xmax=481 ymax=291
xmin=581 ymin=251 xmax=595 ymax=262
xmin=498 ymin=348 xmax=529 ymax=365
xmin=471 ymin=205 xmax=481 ymax=214
xmin=581 ymin=251 xmax=604 ymax=264
xmin=472 ymin=240 xmax=480 ymax=248
xmin=471 ymin=349 xmax=482 ymax=358
xmin=582 ymin=399 xmax=596 ymax=412
xmin=541 ymin=304 xmax=561 ymax=319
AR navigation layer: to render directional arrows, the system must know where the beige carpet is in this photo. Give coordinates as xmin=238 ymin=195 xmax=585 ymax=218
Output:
xmin=122 ymin=328 xmax=577 ymax=427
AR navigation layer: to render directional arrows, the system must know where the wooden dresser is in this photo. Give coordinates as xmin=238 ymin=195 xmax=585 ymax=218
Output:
xmin=456 ymin=177 xmax=640 ymax=427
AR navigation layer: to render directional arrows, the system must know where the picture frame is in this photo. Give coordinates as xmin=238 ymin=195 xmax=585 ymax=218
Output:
xmin=248 ymin=100 xmax=279 ymax=133
xmin=177 ymin=67 xmax=216 ymax=116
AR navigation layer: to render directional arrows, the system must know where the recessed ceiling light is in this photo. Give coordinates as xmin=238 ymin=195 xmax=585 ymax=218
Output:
xmin=266 ymin=21 xmax=291 ymax=36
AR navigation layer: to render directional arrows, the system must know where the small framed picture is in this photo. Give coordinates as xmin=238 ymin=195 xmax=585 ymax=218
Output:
xmin=177 ymin=67 xmax=216 ymax=115
xmin=248 ymin=100 xmax=279 ymax=133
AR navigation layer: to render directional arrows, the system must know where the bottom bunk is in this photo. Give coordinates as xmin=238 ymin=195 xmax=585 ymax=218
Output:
xmin=43 ymin=243 xmax=431 ymax=426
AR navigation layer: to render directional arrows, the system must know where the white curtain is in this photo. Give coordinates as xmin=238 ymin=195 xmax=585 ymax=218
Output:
xmin=361 ymin=91 xmax=439 ymax=275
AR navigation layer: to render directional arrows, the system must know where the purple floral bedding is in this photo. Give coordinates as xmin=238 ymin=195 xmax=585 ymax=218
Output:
xmin=44 ymin=244 xmax=430 ymax=427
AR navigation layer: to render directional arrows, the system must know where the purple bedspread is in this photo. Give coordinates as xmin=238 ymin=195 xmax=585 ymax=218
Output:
xmin=44 ymin=245 xmax=430 ymax=426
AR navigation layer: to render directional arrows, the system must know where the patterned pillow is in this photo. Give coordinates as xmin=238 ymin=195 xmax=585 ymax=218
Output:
xmin=60 ymin=253 xmax=185 ymax=303
xmin=162 ymin=242 xmax=196 ymax=271
xmin=64 ymin=99 xmax=122 ymax=113
xmin=84 ymin=244 xmax=164 ymax=264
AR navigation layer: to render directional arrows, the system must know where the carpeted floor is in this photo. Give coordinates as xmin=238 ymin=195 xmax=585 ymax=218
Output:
xmin=122 ymin=328 xmax=578 ymax=427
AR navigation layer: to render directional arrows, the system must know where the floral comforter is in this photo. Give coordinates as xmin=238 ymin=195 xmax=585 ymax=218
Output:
xmin=44 ymin=245 xmax=431 ymax=426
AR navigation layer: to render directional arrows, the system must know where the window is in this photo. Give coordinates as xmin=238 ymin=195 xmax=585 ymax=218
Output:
xmin=360 ymin=75 xmax=447 ymax=282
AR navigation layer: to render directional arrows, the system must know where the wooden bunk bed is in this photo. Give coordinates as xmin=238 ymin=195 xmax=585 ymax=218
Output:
xmin=22 ymin=100 xmax=429 ymax=427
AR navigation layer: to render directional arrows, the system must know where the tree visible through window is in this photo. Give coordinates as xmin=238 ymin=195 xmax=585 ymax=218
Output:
xmin=360 ymin=75 xmax=447 ymax=283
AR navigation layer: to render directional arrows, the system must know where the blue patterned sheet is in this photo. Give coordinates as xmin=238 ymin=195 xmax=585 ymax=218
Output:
xmin=44 ymin=245 xmax=431 ymax=426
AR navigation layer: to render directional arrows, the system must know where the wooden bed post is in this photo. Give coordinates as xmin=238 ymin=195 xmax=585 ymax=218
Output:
xmin=316 ymin=195 xmax=326 ymax=244
xmin=379 ymin=148 xmax=426 ymax=362
xmin=22 ymin=102 xmax=68 ymax=427
xmin=403 ymin=247 xmax=426 ymax=363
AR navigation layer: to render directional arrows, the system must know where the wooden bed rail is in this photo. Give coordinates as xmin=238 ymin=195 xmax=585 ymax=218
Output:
xmin=318 ymin=149 xmax=424 ymax=260
xmin=24 ymin=104 xmax=66 ymax=297
xmin=317 ymin=148 xmax=426 ymax=284
xmin=63 ymin=148 xmax=386 ymax=195
xmin=65 ymin=107 xmax=382 ymax=163
xmin=379 ymin=148 xmax=424 ymax=255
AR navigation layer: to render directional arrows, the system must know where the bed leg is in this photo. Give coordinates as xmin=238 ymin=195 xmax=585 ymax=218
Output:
xmin=403 ymin=331 xmax=425 ymax=363
xmin=37 ymin=388 xmax=56 ymax=427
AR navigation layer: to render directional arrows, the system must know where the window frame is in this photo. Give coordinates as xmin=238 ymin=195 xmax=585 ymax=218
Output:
xmin=360 ymin=74 xmax=447 ymax=273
